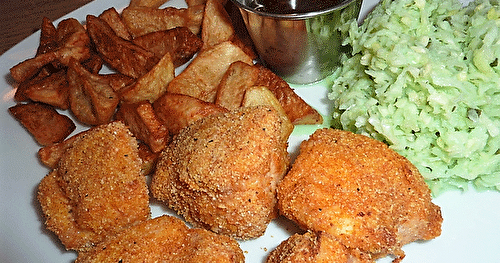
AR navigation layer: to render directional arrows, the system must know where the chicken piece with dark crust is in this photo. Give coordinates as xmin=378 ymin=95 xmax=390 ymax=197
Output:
xmin=75 ymin=215 xmax=245 ymax=263
xmin=277 ymin=128 xmax=442 ymax=261
xmin=151 ymin=106 xmax=290 ymax=239
xmin=37 ymin=122 xmax=150 ymax=251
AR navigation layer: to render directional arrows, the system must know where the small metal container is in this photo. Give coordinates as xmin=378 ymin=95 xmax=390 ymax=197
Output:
xmin=231 ymin=0 xmax=362 ymax=84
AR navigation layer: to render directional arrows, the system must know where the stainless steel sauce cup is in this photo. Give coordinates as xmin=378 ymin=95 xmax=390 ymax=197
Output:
xmin=231 ymin=0 xmax=363 ymax=84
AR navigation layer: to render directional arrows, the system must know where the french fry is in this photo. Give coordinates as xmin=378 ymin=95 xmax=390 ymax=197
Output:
xmin=167 ymin=41 xmax=253 ymax=103
xmin=115 ymin=101 xmax=169 ymax=153
xmin=152 ymin=93 xmax=228 ymax=135
xmin=132 ymin=27 xmax=203 ymax=67
xmin=86 ymin=15 xmax=158 ymax=79
xmin=215 ymin=61 xmax=258 ymax=110
xmin=120 ymin=52 xmax=175 ymax=104
xmin=121 ymin=5 xmax=205 ymax=38
xmin=241 ymin=86 xmax=294 ymax=143
xmin=201 ymin=0 xmax=234 ymax=50
xmin=9 ymin=102 xmax=76 ymax=146
xmin=128 ymin=0 xmax=171 ymax=8
xmin=254 ymin=65 xmax=323 ymax=125
xmin=98 ymin=7 xmax=133 ymax=41
xmin=66 ymin=60 xmax=121 ymax=126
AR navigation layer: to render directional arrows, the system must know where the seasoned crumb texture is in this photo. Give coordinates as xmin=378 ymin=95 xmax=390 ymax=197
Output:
xmin=37 ymin=122 xmax=150 ymax=251
xmin=151 ymin=106 xmax=289 ymax=239
xmin=277 ymin=129 xmax=442 ymax=260
xmin=266 ymin=231 xmax=373 ymax=263
xmin=75 ymin=215 xmax=245 ymax=263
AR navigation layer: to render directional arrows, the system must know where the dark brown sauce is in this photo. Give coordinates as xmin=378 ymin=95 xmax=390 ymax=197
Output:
xmin=252 ymin=0 xmax=344 ymax=14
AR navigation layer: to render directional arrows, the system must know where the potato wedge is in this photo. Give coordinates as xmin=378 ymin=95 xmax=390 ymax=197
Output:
xmin=66 ymin=60 xmax=121 ymax=126
xmin=167 ymin=41 xmax=253 ymax=103
xmin=215 ymin=61 xmax=258 ymax=110
xmin=115 ymin=101 xmax=169 ymax=153
xmin=153 ymin=93 xmax=228 ymax=135
xmin=121 ymin=5 xmax=204 ymax=38
xmin=128 ymin=0 xmax=170 ymax=8
xmin=37 ymin=17 xmax=58 ymax=56
xmin=9 ymin=102 xmax=76 ymax=146
xmin=120 ymin=52 xmax=174 ymax=104
xmin=132 ymin=27 xmax=202 ymax=68
xmin=98 ymin=7 xmax=132 ymax=41
xmin=24 ymin=70 xmax=70 ymax=110
xmin=254 ymin=65 xmax=323 ymax=125
xmin=201 ymin=0 xmax=234 ymax=50
xmin=10 ymin=18 xmax=90 ymax=83
xmin=242 ymin=86 xmax=294 ymax=143
xmin=186 ymin=0 xmax=228 ymax=6
xmin=86 ymin=15 xmax=158 ymax=79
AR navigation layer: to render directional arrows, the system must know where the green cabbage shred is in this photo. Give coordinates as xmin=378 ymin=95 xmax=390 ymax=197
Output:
xmin=328 ymin=0 xmax=500 ymax=195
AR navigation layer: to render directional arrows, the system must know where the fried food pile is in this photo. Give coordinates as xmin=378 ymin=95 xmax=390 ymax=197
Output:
xmin=7 ymin=0 xmax=443 ymax=262
xmin=275 ymin=129 xmax=443 ymax=262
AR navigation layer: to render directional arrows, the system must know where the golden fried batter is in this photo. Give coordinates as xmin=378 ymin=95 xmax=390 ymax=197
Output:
xmin=277 ymin=129 xmax=442 ymax=261
xmin=151 ymin=106 xmax=289 ymax=239
xmin=37 ymin=122 xmax=150 ymax=251
xmin=75 ymin=215 xmax=245 ymax=263
xmin=266 ymin=231 xmax=373 ymax=263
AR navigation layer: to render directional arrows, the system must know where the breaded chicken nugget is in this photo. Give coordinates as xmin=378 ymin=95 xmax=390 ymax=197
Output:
xmin=277 ymin=129 xmax=442 ymax=261
xmin=151 ymin=106 xmax=289 ymax=239
xmin=75 ymin=215 xmax=245 ymax=263
xmin=37 ymin=122 xmax=150 ymax=251
xmin=266 ymin=231 xmax=373 ymax=263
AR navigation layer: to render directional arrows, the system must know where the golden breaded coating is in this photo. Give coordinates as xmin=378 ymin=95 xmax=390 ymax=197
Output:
xmin=37 ymin=122 xmax=150 ymax=251
xmin=75 ymin=215 xmax=245 ymax=263
xmin=277 ymin=129 xmax=442 ymax=261
xmin=151 ymin=106 xmax=289 ymax=239
xmin=266 ymin=231 xmax=373 ymax=263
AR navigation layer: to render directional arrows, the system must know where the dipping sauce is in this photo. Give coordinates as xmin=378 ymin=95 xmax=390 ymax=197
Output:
xmin=251 ymin=0 xmax=345 ymax=14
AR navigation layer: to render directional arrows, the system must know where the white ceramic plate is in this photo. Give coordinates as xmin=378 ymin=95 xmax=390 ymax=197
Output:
xmin=1 ymin=0 xmax=499 ymax=262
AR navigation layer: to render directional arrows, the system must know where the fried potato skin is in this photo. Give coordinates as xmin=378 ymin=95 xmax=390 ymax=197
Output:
xmin=151 ymin=106 xmax=289 ymax=239
xmin=121 ymin=5 xmax=205 ymax=38
xmin=75 ymin=215 xmax=245 ymax=263
xmin=166 ymin=41 xmax=253 ymax=103
xmin=86 ymin=15 xmax=157 ymax=79
xmin=9 ymin=102 xmax=75 ymax=146
xmin=38 ymin=122 xmax=150 ymax=251
xmin=132 ymin=27 xmax=203 ymax=68
xmin=277 ymin=129 xmax=442 ymax=259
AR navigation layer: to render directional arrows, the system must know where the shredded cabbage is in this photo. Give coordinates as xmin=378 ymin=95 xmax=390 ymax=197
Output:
xmin=328 ymin=0 xmax=500 ymax=195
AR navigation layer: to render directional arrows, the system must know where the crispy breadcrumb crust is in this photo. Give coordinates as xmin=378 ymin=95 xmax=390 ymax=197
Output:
xmin=277 ymin=129 xmax=442 ymax=260
xmin=266 ymin=231 xmax=373 ymax=263
xmin=151 ymin=106 xmax=289 ymax=239
xmin=75 ymin=215 xmax=245 ymax=263
xmin=37 ymin=122 xmax=150 ymax=251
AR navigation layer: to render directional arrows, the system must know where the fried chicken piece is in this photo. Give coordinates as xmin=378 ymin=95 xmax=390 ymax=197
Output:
xmin=75 ymin=215 xmax=245 ymax=263
xmin=151 ymin=106 xmax=290 ymax=239
xmin=266 ymin=231 xmax=373 ymax=263
xmin=277 ymin=129 xmax=442 ymax=261
xmin=37 ymin=122 xmax=150 ymax=251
